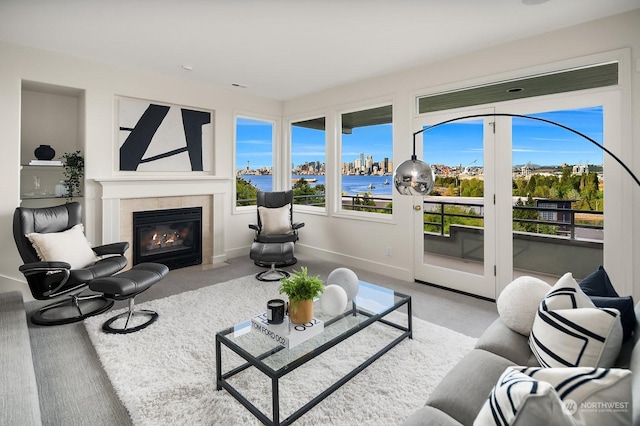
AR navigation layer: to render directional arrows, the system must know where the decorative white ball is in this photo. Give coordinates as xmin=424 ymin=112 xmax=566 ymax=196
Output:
xmin=326 ymin=268 xmax=359 ymax=301
xmin=497 ymin=276 xmax=551 ymax=336
xmin=319 ymin=285 xmax=348 ymax=316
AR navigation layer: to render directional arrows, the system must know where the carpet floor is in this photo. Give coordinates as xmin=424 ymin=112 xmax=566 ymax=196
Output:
xmin=84 ymin=275 xmax=476 ymax=425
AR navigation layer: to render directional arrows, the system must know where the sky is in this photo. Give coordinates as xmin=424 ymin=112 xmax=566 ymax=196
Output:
xmin=235 ymin=106 xmax=604 ymax=171
xmin=425 ymin=106 xmax=604 ymax=167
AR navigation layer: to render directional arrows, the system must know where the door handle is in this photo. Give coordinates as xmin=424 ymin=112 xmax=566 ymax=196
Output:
xmin=414 ymin=205 xmax=422 ymax=211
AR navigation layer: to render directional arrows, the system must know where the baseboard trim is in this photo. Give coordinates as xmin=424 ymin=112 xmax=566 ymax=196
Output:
xmin=415 ymin=279 xmax=496 ymax=302
xmin=295 ymin=244 xmax=412 ymax=282
xmin=0 ymin=274 xmax=33 ymax=302
xmin=226 ymin=244 xmax=412 ymax=282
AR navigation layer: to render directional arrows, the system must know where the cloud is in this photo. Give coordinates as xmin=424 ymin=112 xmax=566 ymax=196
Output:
xmin=237 ymin=139 xmax=272 ymax=146
xmin=292 ymin=151 xmax=326 ymax=157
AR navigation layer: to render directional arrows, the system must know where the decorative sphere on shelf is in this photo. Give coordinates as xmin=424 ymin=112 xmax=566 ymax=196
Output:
xmin=319 ymin=285 xmax=348 ymax=316
xmin=326 ymin=267 xmax=359 ymax=301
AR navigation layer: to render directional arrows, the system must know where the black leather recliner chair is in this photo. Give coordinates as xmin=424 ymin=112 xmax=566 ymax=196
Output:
xmin=13 ymin=202 xmax=129 ymax=325
xmin=249 ymin=190 xmax=304 ymax=272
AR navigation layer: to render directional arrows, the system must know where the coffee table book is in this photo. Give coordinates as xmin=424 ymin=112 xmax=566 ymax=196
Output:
xmin=251 ymin=312 xmax=324 ymax=349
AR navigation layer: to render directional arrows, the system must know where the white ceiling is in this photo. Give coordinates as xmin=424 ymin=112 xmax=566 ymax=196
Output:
xmin=1 ymin=0 xmax=639 ymax=101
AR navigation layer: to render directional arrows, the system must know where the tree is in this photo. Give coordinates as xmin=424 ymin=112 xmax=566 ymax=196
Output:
xmin=460 ymin=178 xmax=483 ymax=197
xmin=512 ymin=197 xmax=554 ymax=234
xmin=293 ymin=179 xmax=325 ymax=206
xmin=423 ymin=205 xmax=483 ymax=234
xmin=525 ymin=175 xmax=537 ymax=196
xmin=236 ymin=176 xmax=258 ymax=206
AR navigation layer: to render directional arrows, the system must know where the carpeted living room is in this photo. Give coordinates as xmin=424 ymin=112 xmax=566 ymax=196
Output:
xmin=1 ymin=1 xmax=640 ymax=426
xmin=24 ymin=255 xmax=498 ymax=425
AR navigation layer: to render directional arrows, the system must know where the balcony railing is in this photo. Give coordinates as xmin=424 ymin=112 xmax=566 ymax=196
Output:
xmin=422 ymin=199 xmax=603 ymax=279
xmin=237 ymin=193 xmax=393 ymax=214
xmin=422 ymin=199 xmax=603 ymax=241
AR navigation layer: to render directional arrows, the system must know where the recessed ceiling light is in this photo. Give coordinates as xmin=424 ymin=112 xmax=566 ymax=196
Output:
xmin=181 ymin=64 xmax=194 ymax=71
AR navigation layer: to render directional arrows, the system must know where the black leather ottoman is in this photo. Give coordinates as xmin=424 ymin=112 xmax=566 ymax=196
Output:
xmin=250 ymin=242 xmax=294 ymax=281
xmin=89 ymin=262 xmax=169 ymax=334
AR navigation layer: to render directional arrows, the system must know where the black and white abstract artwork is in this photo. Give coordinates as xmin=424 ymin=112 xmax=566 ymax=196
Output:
xmin=118 ymin=97 xmax=213 ymax=172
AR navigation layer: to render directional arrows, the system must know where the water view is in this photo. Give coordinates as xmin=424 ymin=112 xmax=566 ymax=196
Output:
xmin=238 ymin=174 xmax=393 ymax=196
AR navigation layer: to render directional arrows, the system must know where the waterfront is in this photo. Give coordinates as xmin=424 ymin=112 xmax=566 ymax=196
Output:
xmin=239 ymin=174 xmax=393 ymax=196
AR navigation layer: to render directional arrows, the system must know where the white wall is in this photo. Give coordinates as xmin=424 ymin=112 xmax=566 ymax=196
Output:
xmin=283 ymin=10 xmax=640 ymax=297
xmin=1 ymin=10 xmax=639 ymax=300
xmin=0 ymin=41 xmax=281 ymax=298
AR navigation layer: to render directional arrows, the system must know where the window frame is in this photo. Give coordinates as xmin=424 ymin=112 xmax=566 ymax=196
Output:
xmin=233 ymin=113 xmax=279 ymax=211
xmin=334 ymin=102 xmax=395 ymax=221
xmin=288 ymin=114 xmax=328 ymax=214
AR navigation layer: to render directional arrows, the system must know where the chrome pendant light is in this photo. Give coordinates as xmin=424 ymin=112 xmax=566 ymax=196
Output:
xmin=393 ymin=154 xmax=435 ymax=196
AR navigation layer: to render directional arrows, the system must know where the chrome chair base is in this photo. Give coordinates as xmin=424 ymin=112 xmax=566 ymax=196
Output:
xmin=256 ymin=263 xmax=291 ymax=282
xmin=102 ymin=298 xmax=158 ymax=334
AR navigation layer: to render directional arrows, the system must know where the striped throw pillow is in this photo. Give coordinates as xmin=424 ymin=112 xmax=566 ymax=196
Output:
xmin=529 ymin=273 xmax=623 ymax=368
xmin=473 ymin=367 xmax=574 ymax=426
xmin=475 ymin=366 xmax=632 ymax=426
xmin=518 ymin=367 xmax=632 ymax=425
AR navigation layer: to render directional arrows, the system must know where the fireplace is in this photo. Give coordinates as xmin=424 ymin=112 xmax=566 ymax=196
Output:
xmin=132 ymin=207 xmax=202 ymax=270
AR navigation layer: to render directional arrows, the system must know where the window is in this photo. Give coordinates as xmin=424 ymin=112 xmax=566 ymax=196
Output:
xmin=339 ymin=105 xmax=393 ymax=215
xmin=291 ymin=117 xmax=326 ymax=208
xmin=235 ymin=116 xmax=274 ymax=207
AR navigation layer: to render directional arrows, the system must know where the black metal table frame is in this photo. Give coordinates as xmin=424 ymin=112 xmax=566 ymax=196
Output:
xmin=215 ymin=292 xmax=412 ymax=426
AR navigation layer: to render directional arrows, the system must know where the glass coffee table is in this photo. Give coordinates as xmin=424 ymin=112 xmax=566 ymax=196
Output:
xmin=215 ymin=281 xmax=412 ymax=425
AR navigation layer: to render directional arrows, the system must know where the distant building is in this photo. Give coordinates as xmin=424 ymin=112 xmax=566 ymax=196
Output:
xmin=535 ymin=198 xmax=576 ymax=234
xmin=572 ymin=164 xmax=589 ymax=174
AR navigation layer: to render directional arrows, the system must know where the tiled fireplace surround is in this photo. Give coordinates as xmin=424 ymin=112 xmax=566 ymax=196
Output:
xmin=96 ymin=177 xmax=229 ymax=268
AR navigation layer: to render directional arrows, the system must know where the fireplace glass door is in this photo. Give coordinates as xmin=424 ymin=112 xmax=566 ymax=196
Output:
xmin=133 ymin=207 xmax=202 ymax=270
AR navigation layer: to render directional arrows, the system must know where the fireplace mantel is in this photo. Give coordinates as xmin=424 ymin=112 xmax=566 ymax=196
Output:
xmin=96 ymin=175 xmax=230 ymax=200
xmin=95 ymin=176 xmax=230 ymax=265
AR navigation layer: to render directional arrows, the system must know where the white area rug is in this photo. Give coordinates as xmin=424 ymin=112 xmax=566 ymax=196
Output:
xmin=84 ymin=275 xmax=476 ymax=425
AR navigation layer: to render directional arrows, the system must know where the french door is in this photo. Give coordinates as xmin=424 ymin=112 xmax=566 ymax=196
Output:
xmin=413 ymin=107 xmax=497 ymax=299
xmin=413 ymin=90 xmax=627 ymax=299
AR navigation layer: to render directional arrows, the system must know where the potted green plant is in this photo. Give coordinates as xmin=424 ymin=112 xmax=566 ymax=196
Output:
xmin=61 ymin=150 xmax=84 ymax=201
xmin=279 ymin=267 xmax=325 ymax=324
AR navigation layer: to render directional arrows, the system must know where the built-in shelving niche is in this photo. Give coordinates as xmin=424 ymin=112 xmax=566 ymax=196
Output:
xmin=20 ymin=80 xmax=85 ymax=208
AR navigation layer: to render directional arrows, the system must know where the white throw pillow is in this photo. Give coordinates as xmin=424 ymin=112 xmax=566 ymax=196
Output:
xmin=475 ymin=366 xmax=632 ymax=426
xmin=258 ymin=204 xmax=293 ymax=235
xmin=474 ymin=367 xmax=575 ymax=426
xmin=497 ymin=276 xmax=551 ymax=336
xmin=520 ymin=366 xmax=632 ymax=426
xmin=26 ymin=223 xmax=99 ymax=269
xmin=529 ymin=272 xmax=623 ymax=368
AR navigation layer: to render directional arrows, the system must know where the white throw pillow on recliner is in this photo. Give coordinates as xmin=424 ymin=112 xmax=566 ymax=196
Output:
xmin=258 ymin=204 xmax=293 ymax=235
xmin=26 ymin=223 xmax=99 ymax=269
xmin=497 ymin=275 xmax=551 ymax=336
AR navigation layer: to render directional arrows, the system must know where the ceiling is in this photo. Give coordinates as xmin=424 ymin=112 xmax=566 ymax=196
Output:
xmin=1 ymin=0 xmax=639 ymax=101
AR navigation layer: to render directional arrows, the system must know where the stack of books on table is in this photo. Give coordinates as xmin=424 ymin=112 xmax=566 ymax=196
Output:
xmin=251 ymin=312 xmax=324 ymax=349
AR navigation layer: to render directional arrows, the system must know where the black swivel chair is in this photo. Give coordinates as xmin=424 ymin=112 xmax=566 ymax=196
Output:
xmin=13 ymin=202 xmax=129 ymax=325
xmin=249 ymin=190 xmax=304 ymax=280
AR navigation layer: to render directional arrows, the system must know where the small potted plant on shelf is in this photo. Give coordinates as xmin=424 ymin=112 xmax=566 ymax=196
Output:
xmin=279 ymin=267 xmax=325 ymax=324
xmin=61 ymin=150 xmax=84 ymax=201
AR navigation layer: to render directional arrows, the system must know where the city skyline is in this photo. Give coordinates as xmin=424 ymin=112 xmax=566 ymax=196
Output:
xmin=236 ymin=107 xmax=604 ymax=172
